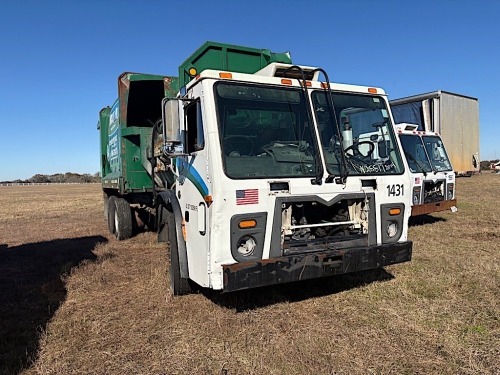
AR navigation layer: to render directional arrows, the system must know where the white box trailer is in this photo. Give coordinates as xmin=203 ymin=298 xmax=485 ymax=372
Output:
xmin=390 ymin=91 xmax=479 ymax=176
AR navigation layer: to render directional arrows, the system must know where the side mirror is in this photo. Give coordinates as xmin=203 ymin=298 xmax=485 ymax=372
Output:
xmin=161 ymin=98 xmax=187 ymax=157
xmin=162 ymin=98 xmax=181 ymax=144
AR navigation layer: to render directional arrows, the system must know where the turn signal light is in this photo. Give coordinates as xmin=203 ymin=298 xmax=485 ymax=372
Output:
xmin=389 ymin=208 xmax=401 ymax=216
xmin=238 ymin=219 xmax=257 ymax=229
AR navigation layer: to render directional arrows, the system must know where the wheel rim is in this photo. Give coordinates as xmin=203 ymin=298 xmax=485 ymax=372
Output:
xmin=114 ymin=210 xmax=119 ymax=235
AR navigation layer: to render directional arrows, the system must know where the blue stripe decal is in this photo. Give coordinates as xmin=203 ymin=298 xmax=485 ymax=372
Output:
xmin=176 ymin=158 xmax=209 ymax=197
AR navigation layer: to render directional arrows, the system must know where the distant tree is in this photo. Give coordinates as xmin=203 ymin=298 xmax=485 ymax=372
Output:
xmin=50 ymin=173 xmax=65 ymax=183
xmin=11 ymin=172 xmax=101 ymax=185
xmin=30 ymin=174 xmax=50 ymax=183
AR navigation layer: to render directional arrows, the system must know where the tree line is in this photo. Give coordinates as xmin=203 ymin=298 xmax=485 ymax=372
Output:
xmin=2 ymin=160 xmax=498 ymax=184
xmin=1 ymin=172 xmax=101 ymax=184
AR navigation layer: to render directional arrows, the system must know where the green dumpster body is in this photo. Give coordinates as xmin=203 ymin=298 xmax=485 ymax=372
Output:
xmin=98 ymin=73 xmax=178 ymax=194
xmin=98 ymin=42 xmax=291 ymax=195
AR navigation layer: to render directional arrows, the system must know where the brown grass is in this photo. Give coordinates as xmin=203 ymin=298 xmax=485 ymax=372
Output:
xmin=0 ymin=177 xmax=498 ymax=375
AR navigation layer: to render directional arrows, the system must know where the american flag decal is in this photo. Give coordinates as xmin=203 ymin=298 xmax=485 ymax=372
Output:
xmin=236 ymin=189 xmax=259 ymax=205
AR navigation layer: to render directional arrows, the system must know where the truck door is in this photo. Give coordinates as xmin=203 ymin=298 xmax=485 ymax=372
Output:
xmin=179 ymin=97 xmax=211 ymax=287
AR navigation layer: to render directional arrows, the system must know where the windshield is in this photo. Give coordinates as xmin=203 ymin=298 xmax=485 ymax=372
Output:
xmin=422 ymin=135 xmax=453 ymax=172
xmin=399 ymin=134 xmax=433 ymax=173
xmin=311 ymin=91 xmax=404 ymax=176
xmin=215 ymin=82 xmax=319 ymax=179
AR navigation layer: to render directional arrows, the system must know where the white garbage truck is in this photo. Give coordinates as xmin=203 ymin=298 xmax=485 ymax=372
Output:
xmin=99 ymin=42 xmax=413 ymax=294
xmin=395 ymin=123 xmax=456 ymax=216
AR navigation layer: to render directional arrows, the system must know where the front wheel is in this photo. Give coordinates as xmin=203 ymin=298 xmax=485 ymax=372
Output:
xmin=167 ymin=210 xmax=192 ymax=295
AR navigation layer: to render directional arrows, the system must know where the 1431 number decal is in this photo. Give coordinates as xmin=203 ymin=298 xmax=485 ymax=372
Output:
xmin=387 ymin=184 xmax=404 ymax=196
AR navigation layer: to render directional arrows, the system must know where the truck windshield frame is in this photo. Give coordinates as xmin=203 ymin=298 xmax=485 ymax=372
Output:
xmin=399 ymin=134 xmax=433 ymax=173
xmin=311 ymin=91 xmax=405 ymax=176
xmin=214 ymin=82 xmax=320 ymax=179
xmin=422 ymin=135 xmax=453 ymax=172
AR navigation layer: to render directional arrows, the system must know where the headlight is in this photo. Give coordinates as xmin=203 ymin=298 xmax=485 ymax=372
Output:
xmin=381 ymin=203 xmax=404 ymax=243
xmin=237 ymin=236 xmax=256 ymax=256
xmin=447 ymin=183 xmax=454 ymax=200
xmin=412 ymin=186 xmax=421 ymax=205
xmin=387 ymin=222 xmax=398 ymax=238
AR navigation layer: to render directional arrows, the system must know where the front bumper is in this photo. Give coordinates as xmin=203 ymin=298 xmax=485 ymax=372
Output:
xmin=222 ymin=241 xmax=412 ymax=292
xmin=411 ymin=199 xmax=457 ymax=216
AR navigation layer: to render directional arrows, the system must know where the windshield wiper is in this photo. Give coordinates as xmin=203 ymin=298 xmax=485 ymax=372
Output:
xmin=405 ymin=152 xmax=430 ymax=177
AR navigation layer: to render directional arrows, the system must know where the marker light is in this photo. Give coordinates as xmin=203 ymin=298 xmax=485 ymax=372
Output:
xmin=389 ymin=208 xmax=401 ymax=216
xmin=181 ymin=219 xmax=187 ymax=241
xmin=238 ymin=219 xmax=257 ymax=229
xmin=281 ymin=79 xmax=292 ymax=85
xmin=368 ymin=88 xmax=378 ymax=93
xmin=219 ymin=72 xmax=232 ymax=79
xmin=188 ymin=67 xmax=197 ymax=76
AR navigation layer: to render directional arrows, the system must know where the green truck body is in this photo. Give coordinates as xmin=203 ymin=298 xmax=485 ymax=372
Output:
xmin=98 ymin=43 xmax=291 ymax=195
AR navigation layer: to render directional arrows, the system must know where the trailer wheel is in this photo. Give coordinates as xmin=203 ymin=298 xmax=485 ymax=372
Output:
xmin=113 ymin=197 xmax=133 ymax=240
xmin=107 ymin=196 xmax=117 ymax=234
xmin=168 ymin=211 xmax=192 ymax=295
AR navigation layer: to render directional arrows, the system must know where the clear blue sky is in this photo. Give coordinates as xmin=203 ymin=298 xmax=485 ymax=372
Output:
xmin=1 ymin=0 xmax=499 ymax=180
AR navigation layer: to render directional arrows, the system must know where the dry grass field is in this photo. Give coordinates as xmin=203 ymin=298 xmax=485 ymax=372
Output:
xmin=0 ymin=176 xmax=498 ymax=375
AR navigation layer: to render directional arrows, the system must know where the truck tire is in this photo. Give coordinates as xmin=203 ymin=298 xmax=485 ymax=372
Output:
xmin=103 ymin=192 xmax=109 ymax=222
xmin=157 ymin=205 xmax=169 ymax=243
xmin=113 ymin=197 xmax=133 ymax=240
xmin=167 ymin=210 xmax=192 ymax=295
xmin=107 ymin=196 xmax=117 ymax=234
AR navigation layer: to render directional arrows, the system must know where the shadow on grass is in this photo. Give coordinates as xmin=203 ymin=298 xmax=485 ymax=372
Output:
xmin=203 ymin=268 xmax=394 ymax=312
xmin=0 ymin=236 xmax=106 ymax=375
xmin=409 ymin=215 xmax=447 ymax=227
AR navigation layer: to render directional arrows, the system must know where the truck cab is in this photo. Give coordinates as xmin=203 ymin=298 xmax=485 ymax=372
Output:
xmin=157 ymin=58 xmax=413 ymax=293
xmin=395 ymin=123 xmax=456 ymax=216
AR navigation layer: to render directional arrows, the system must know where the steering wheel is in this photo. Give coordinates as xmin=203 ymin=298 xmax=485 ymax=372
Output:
xmin=223 ymin=135 xmax=254 ymax=156
xmin=344 ymin=141 xmax=375 ymax=158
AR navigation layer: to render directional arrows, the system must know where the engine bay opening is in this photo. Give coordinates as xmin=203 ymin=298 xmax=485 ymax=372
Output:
xmin=423 ymin=180 xmax=445 ymax=203
xmin=281 ymin=198 xmax=371 ymax=255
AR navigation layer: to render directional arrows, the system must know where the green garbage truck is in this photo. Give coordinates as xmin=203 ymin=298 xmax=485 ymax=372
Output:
xmin=98 ymin=41 xmax=412 ymax=295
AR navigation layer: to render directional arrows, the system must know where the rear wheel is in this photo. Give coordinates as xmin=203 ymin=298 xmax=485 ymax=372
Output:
xmin=167 ymin=210 xmax=192 ymax=295
xmin=113 ymin=197 xmax=133 ymax=240
xmin=103 ymin=192 xmax=109 ymax=222
xmin=107 ymin=196 xmax=117 ymax=234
